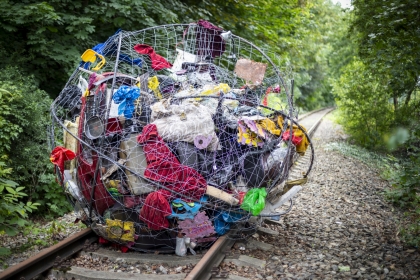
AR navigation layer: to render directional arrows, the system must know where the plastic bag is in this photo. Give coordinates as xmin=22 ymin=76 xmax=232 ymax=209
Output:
xmin=175 ymin=236 xmax=187 ymax=256
xmin=240 ymin=188 xmax=267 ymax=216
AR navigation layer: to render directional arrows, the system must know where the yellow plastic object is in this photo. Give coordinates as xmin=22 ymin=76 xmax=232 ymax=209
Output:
xmin=81 ymin=49 xmax=106 ymax=71
xmin=106 ymin=219 xmax=135 ymax=242
xmin=200 ymin=83 xmax=230 ymax=96
xmin=83 ymin=89 xmax=90 ymax=97
xmin=148 ymin=76 xmax=162 ymax=99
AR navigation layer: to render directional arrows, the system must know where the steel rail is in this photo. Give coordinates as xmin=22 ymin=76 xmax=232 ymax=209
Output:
xmin=185 ymin=235 xmax=235 ymax=280
xmin=306 ymin=107 xmax=335 ymax=136
xmin=0 ymin=228 xmax=97 ymax=280
xmin=2 ymin=108 xmax=335 ymax=280
xmin=297 ymin=107 xmax=331 ymax=121
xmin=185 ymin=107 xmax=335 ymax=279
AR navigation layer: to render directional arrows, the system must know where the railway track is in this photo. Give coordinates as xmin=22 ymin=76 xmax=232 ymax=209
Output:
xmin=0 ymin=108 xmax=334 ymax=280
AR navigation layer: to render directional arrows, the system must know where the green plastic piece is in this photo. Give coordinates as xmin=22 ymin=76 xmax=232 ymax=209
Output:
xmin=240 ymin=188 xmax=267 ymax=216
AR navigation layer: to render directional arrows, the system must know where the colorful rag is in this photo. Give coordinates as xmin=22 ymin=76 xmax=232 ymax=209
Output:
xmin=200 ymin=83 xmax=230 ymax=96
xmin=134 ymin=44 xmax=173 ymax=70
xmin=148 ymin=76 xmax=162 ymax=99
xmin=139 ymin=190 xmax=172 ymax=230
xmin=276 ymin=115 xmax=285 ymax=130
xmin=81 ymin=29 xmax=142 ymax=70
xmin=237 ymin=121 xmax=264 ymax=147
xmin=262 ymin=85 xmax=281 ymax=107
xmin=112 ymin=86 xmax=140 ymax=119
xmin=282 ymin=129 xmax=303 ymax=146
xmin=257 ymin=118 xmax=281 ymax=136
xmin=137 ymin=124 xmax=207 ymax=201
xmin=292 ymin=125 xmax=310 ymax=154
xmin=50 ymin=146 xmax=76 ymax=178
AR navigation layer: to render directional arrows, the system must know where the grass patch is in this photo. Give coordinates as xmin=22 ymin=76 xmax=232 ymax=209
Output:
xmin=0 ymin=218 xmax=86 ymax=268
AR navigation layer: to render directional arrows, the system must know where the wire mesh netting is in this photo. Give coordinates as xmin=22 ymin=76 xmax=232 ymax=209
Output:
xmin=50 ymin=21 xmax=312 ymax=254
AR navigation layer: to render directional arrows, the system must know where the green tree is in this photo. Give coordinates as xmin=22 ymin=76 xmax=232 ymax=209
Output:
xmin=351 ymin=0 xmax=420 ymax=113
xmin=337 ymin=0 xmax=420 ymax=246
xmin=0 ymin=0 xmax=190 ymax=95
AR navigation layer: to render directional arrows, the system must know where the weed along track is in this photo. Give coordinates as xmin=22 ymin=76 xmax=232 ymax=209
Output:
xmin=0 ymin=108 xmax=332 ymax=280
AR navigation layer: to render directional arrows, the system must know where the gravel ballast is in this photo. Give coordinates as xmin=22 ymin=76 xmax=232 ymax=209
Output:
xmin=1 ymin=117 xmax=419 ymax=280
xmin=226 ymin=117 xmax=420 ymax=279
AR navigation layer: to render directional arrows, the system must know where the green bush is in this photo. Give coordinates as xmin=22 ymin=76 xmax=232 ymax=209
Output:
xmin=332 ymin=60 xmax=393 ymax=149
xmin=0 ymin=159 xmax=40 ymax=256
xmin=0 ymin=67 xmax=71 ymax=217
xmin=385 ymin=125 xmax=420 ymax=247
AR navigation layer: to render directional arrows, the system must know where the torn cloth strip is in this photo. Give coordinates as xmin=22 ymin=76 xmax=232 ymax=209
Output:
xmin=133 ymin=44 xmax=173 ymax=70
xmin=50 ymin=146 xmax=76 ymax=178
xmin=281 ymin=129 xmax=303 ymax=146
xmin=137 ymin=124 xmax=207 ymax=201
xmin=139 ymin=190 xmax=172 ymax=230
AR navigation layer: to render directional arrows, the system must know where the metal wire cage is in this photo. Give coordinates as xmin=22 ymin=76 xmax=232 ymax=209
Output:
xmin=50 ymin=22 xmax=307 ymax=253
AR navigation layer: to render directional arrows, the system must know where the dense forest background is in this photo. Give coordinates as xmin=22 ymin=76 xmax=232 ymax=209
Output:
xmin=0 ymin=0 xmax=419 ymax=249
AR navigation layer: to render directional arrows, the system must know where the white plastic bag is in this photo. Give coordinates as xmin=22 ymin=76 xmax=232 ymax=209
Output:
xmin=175 ymin=236 xmax=187 ymax=256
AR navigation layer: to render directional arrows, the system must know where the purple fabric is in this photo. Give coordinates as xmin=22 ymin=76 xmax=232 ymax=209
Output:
xmin=195 ymin=19 xmax=226 ymax=58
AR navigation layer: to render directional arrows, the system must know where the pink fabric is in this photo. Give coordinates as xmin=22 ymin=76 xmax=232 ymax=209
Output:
xmin=124 ymin=195 xmax=142 ymax=208
xmin=137 ymin=124 xmax=207 ymax=201
xmin=133 ymin=44 xmax=172 ymax=70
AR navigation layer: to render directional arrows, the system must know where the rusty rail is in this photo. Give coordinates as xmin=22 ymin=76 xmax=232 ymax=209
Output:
xmin=185 ymin=235 xmax=235 ymax=280
xmin=0 ymin=108 xmax=334 ymax=280
xmin=0 ymin=228 xmax=97 ymax=280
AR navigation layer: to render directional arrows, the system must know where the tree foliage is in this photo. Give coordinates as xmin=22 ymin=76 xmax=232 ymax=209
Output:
xmin=351 ymin=0 xmax=420 ymax=111
xmin=333 ymin=0 xmax=420 ymax=246
xmin=333 ymin=60 xmax=393 ymax=148
xmin=0 ymin=67 xmax=71 ymax=217
xmin=0 ymin=0 xmax=343 ymax=111
xmin=0 ymin=0 xmax=191 ymax=94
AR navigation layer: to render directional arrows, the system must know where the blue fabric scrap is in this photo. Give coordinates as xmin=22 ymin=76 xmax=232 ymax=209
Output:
xmin=112 ymin=86 xmax=140 ymax=119
xmin=214 ymin=210 xmax=245 ymax=235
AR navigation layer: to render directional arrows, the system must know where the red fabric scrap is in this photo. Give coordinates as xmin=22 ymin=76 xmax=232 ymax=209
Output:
xmin=237 ymin=192 xmax=247 ymax=205
xmin=139 ymin=190 xmax=172 ymax=230
xmin=124 ymin=195 xmax=143 ymax=208
xmin=99 ymin=237 xmax=109 ymax=244
xmin=133 ymin=44 xmax=172 ymax=70
xmin=137 ymin=124 xmax=207 ymax=201
xmin=120 ymin=246 xmax=129 ymax=253
xmin=282 ymin=130 xmax=303 ymax=146
xmin=262 ymin=87 xmax=272 ymax=106
xmin=50 ymin=146 xmax=76 ymax=178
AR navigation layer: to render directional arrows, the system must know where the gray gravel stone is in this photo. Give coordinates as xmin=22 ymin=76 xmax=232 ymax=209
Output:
xmin=223 ymin=117 xmax=420 ymax=279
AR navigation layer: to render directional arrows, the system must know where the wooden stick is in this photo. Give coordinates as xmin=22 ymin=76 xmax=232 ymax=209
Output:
xmin=206 ymin=185 xmax=239 ymax=205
